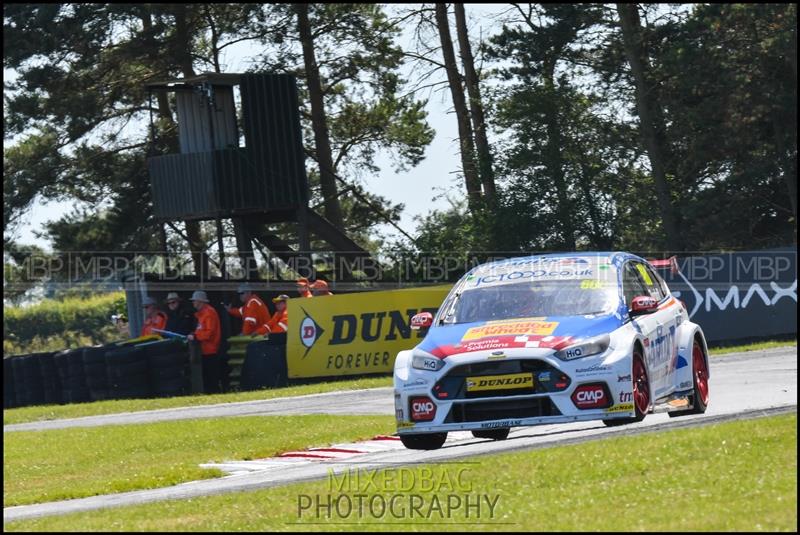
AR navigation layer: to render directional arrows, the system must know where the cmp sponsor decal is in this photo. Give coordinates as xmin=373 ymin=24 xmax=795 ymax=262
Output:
xmin=605 ymin=403 xmax=634 ymax=413
xmin=461 ymin=319 xmax=558 ymax=341
xmin=465 ymin=373 xmax=534 ymax=392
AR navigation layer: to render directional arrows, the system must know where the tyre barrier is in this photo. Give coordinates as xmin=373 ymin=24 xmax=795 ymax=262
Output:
xmin=143 ymin=339 xmax=190 ymax=398
xmin=239 ymin=340 xmax=288 ymax=391
xmin=105 ymin=345 xmax=150 ymax=400
xmin=54 ymin=349 xmax=91 ymax=404
xmin=5 ymin=333 xmax=291 ymax=409
xmin=37 ymin=352 xmax=61 ymax=405
xmin=82 ymin=347 xmax=111 ymax=401
xmin=17 ymin=354 xmax=47 ymax=407
xmin=4 ymin=358 xmax=17 ymax=408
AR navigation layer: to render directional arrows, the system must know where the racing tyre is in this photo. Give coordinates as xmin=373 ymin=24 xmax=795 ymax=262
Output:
xmin=668 ymin=340 xmax=709 ymax=417
xmin=399 ymin=432 xmax=448 ymax=450
xmin=603 ymin=349 xmax=649 ymax=426
xmin=471 ymin=428 xmax=510 ymax=441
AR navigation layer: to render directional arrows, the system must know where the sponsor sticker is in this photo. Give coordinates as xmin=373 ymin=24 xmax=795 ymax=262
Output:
xmin=617 ymin=374 xmax=632 ymax=382
xmin=410 ymin=397 xmax=436 ymax=421
xmin=537 ymin=371 xmax=551 ymax=382
xmin=636 ymin=264 xmax=654 ymax=285
xmin=466 ymin=373 xmax=534 ymax=392
xmin=580 ymin=279 xmax=603 ymax=290
xmin=678 ymin=380 xmax=692 ymax=389
xmin=575 ymin=364 xmax=611 ymax=374
xmin=571 ymin=384 xmax=608 ymax=409
xmin=605 ymin=403 xmax=634 ymax=413
xmin=480 ymin=419 xmax=522 ymax=429
xmin=462 ymin=320 xmax=558 ymax=341
xmin=402 ymin=379 xmax=429 ymax=389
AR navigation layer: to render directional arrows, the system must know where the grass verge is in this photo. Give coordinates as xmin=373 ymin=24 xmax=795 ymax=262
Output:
xmin=708 ymin=338 xmax=796 ymax=356
xmin=3 ymin=375 xmax=392 ymax=426
xmin=5 ymin=413 xmax=796 ymax=531
xmin=3 ymin=414 xmax=394 ymax=507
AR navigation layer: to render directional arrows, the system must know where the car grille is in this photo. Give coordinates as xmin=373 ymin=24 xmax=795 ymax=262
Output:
xmin=444 ymin=397 xmax=562 ymax=423
xmin=432 ymin=359 xmax=570 ymax=400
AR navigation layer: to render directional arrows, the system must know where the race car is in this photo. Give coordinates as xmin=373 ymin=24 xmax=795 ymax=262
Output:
xmin=393 ymin=252 xmax=710 ymax=450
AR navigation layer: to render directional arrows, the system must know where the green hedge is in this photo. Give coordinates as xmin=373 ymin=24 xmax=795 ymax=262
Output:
xmin=3 ymin=293 xmax=126 ymax=356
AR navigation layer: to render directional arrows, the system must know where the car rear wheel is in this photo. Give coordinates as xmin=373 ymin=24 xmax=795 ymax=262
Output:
xmin=471 ymin=428 xmax=510 ymax=441
xmin=668 ymin=340 xmax=709 ymax=417
xmin=399 ymin=432 xmax=448 ymax=450
xmin=603 ymin=349 xmax=649 ymax=426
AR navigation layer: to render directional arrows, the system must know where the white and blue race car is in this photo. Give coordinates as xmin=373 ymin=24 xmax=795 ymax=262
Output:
xmin=393 ymin=252 xmax=710 ymax=450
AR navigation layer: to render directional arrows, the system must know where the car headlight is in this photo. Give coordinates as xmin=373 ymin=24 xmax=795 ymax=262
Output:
xmin=554 ymin=334 xmax=611 ymax=361
xmin=412 ymin=355 xmax=444 ymax=371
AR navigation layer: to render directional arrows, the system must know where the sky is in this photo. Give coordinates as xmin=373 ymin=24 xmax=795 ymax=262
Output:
xmin=10 ymin=4 xmax=511 ymax=250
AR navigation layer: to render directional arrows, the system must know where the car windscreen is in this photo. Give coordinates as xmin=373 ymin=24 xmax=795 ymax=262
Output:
xmin=440 ymin=279 xmax=619 ymax=324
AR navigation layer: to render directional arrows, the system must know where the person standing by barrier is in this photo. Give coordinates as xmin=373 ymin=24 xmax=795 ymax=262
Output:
xmin=311 ymin=279 xmax=333 ymax=296
xmin=226 ymin=283 xmax=271 ymax=336
xmin=187 ymin=290 xmax=223 ymax=393
xmin=164 ymin=292 xmax=196 ymax=335
xmin=141 ymin=296 xmax=168 ymax=337
xmin=267 ymin=294 xmax=290 ymax=334
xmin=296 ymin=277 xmax=313 ymax=298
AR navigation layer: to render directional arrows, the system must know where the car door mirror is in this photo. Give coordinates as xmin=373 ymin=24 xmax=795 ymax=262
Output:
xmin=630 ymin=295 xmax=659 ymax=316
xmin=410 ymin=312 xmax=433 ymax=331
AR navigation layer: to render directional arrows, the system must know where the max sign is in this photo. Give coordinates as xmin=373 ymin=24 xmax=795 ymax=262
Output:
xmin=286 ymin=285 xmax=451 ymax=378
xmin=662 ymin=249 xmax=796 ymax=342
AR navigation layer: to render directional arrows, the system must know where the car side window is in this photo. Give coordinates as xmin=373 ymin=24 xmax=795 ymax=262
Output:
xmin=647 ymin=265 xmax=670 ymax=300
xmin=622 ymin=263 xmax=650 ymax=307
xmin=635 ymin=263 xmax=665 ymax=301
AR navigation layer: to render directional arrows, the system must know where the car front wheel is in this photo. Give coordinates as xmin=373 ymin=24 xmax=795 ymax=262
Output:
xmin=399 ymin=432 xmax=448 ymax=450
xmin=471 ymin=428 xmax=510 ymax=441
xmin=603 ymin=349 xmax=650 ymax=426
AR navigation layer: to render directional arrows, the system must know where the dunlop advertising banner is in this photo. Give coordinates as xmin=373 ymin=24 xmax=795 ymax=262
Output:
xmin=286 ymin=285 xmax=451 ymax=378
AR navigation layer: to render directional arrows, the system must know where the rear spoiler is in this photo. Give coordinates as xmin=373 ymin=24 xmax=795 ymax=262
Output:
xmin=646 ymin=255 xmax=679 ymax=274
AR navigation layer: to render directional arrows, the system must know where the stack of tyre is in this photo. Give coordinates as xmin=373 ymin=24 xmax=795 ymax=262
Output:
xmin=143 ymin=339 xmax=190 ymax=398
xmin=104 ymin=345 xmax=150 ymax=399
xmin=38 ymin=352 xmax=62 ymax=405
xmin=10 ymin=354 xmax=46 ymax=407
xmin=82 ymin=347 xmax=111 ymax=401
xmin=54 ymin=349 xmax=91 ymax=404
xmin=3 ymin=358 xmax=17 ymax=408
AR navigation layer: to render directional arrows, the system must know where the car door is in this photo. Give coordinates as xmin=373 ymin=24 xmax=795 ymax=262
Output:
xmin=631 ymin=261 xmax=677 ymax=397
xmin=622 ymin=261 xmax=661 ymax=394
xmin=640 ymin=262 xmax=682 ymax=394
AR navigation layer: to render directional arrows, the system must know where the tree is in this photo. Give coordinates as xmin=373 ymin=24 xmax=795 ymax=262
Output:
xmin=616 ymin=3 xmax=683 ymax=252
xmin=453 ymin=3 xmax=496 ymax=207
xmin=434 ymin=3 xmax=482 ymax=212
